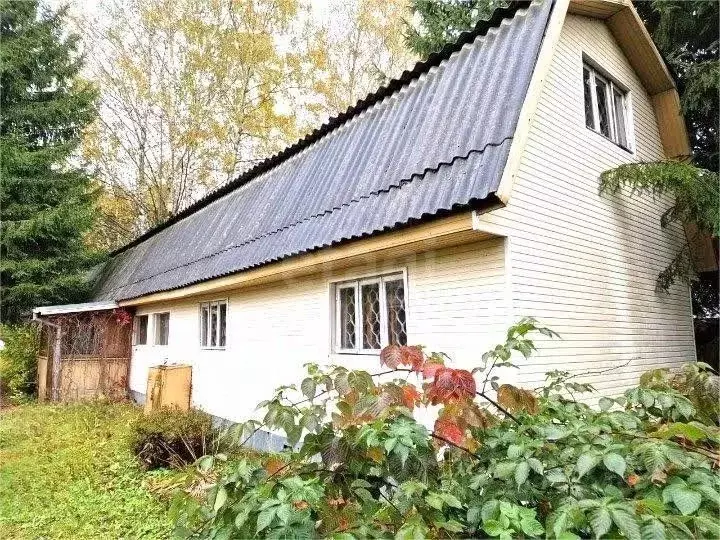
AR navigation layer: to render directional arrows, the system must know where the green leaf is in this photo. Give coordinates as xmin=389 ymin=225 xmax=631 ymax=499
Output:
xmin=435 ymin=519 xmax=464 ymax=533
xmin=641 ymin=518 xmax=666 ymax=540
xmin=542 ymin=425 xmax=569 ymax=440
xmin=256 ymin=507 xmax=276 ymax=533
xmin=546 ymin=469 xmax=568 ymax=484
xmin=425 ymin=493 xmax=444 ymax=511
xmin=276 ymin=503 xmax=293 ymax=525
xmin=671 ymin=488 xmax=702 ymax=515
xmin=482 ymin=500 xmax=500 ymax=522
xmin=603 ymin=453 xmax=627 ymax=477
xmin=300 ymin=378 xmax=316 ymax=400
xmin=590 ymin=506 xmax=612 ymax=538
xmin=610 ymin=508 xmax=641 ymax=540
xmin=467 ymin=506 xmax=481 ymax=526
xmin=507 ymin=444 xmax=524 ymax=459
xmin=494 ymin=461 xmax=516 ymax=479
xmin=577 ymin=452 xmax=600 ymax=478
xmin=520 ymin=517 xmax=544 ymax=537
xmin=599 ymin=397 xmax=614 ymax=411
xmin=527 ymin=457 xmax=544 ymax=475
xmin=196 ymin=455 xmax=214 ymax=472
xmin=515 ymin=461 xmax=530 ymax=487
xmin=695 ymin=515 xmax=720 ymax=537
xmin=213 ymin=486 xmax=227 ymax=512
xmin=441 ymin=493 xmax=463 ymax=509
xmin=483 ymin=519 xmax=506 ymax=537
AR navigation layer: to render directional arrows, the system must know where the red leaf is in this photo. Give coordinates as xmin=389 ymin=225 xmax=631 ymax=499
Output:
xmin=421 ymin=363 xmax=444 ymax=380
xmin=427 ymin=368 xmax=476 ymax=405
xmin=380 ymin=345 xmax=403 ymax=369
xmin=401 ymin=385 xmax=421 ymax=410
xmin=434 ymin=419 xmax=464 ymax=445
xmin=401 ymin=346 xmax=425 ymax=372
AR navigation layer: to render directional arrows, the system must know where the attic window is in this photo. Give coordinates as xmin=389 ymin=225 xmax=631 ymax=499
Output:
xmin=583 ymin=63 xmax=631 ymax=150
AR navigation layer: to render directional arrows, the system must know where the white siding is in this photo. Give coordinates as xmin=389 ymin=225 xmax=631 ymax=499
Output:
xmin=475 ymin=14 xmax=696 ymax=395
xmin=130 ymin=238 xmax=507 ymax=422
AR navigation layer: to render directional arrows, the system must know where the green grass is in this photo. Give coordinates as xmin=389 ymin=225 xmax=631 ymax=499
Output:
xmin=0 ymin=401 xmax=183 ymax=539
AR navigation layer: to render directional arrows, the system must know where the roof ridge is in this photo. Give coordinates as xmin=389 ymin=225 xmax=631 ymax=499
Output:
xmin=109 ymin=0 xmax=532 ymax=257
xmin=103 ymin=137 xmax=513 ymax=298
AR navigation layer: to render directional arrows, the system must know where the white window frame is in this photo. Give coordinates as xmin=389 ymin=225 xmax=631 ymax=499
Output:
xmin=153 ymin=312 xmax=170 ymax=346
xmin=133 ymin=314 xmax=149 ymax=346
xmin=583 ymin=61 xmax=633 ymax=152
xmin=199 ymin=299 xmax=228 ymax=350
xmin=332 ymin=270 xmax=408 ymax=355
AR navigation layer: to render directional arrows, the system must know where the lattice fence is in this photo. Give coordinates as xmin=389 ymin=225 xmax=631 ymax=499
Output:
xmin=38 ymin=309 xmax=133 ymax=402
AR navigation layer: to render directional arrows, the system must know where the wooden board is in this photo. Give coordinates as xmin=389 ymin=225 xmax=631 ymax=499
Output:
xmin=145 ymin=365 xmax=192 ymax=413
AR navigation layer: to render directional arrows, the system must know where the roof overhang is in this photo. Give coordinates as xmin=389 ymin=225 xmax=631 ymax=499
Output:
xmin=32 ymin=301 xmax=119 ymax=319
xmin=118 ymin=211 xmax=500 ymax=306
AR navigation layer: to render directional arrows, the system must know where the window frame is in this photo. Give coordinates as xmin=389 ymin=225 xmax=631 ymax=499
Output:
xmin=199 ymin=298 xmax=228 ymax=350
xmin=582 ymin=60 xmax=633 ymax=152
xmin=153 ymin=312 xmax=170 ymax=346
xmin=134 ymin=314 xmax=149 ymax=346
xmin=331 ymin=270 xmax=408 ymax=355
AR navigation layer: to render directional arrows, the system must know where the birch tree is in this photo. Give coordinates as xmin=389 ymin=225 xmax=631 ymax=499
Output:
xmin=82 ymin=0 xmax=309 ymax=247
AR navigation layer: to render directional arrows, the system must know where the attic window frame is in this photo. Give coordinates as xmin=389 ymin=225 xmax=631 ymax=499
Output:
xmin=583 ymin=60 xmax=633 ymax=152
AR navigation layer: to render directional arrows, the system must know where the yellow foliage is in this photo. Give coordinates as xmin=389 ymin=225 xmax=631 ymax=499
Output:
xmin=496 ymin=385 xmax=539 ymax=415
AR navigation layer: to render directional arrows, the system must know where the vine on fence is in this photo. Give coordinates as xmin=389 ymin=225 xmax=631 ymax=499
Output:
xmin=172 ymin=318 xmax=720 ymax=539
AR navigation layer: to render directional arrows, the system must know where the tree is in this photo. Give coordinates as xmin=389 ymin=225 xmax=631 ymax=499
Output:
xmin=81 ymin=0 xmax=311 ymax=248
xmin=633 ymin=0 xmax=719 ymax=173
xmin=304 ymin=0 xmax=416 ymax=123
xmin=0 ymin=0 xmax=102 ymax=322
xmin=405 ymin=0 xmax=507 ymax=58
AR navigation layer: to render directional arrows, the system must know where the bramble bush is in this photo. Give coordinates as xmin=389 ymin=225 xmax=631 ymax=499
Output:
xmin=173 ymin=319 xmax=720 ymax=539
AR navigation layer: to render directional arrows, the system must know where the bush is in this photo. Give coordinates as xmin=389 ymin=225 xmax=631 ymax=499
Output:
xmin=131 ymin=407 xmax=217 ymax=470
xmin=173 ymin=319 xmax=720 ymax=539
xmin=0 ymin=323 xmax=40 ymax=404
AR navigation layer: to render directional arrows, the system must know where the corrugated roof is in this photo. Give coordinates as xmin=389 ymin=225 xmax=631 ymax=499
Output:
xmin=93 ymin=0 xmax=552 ymax=301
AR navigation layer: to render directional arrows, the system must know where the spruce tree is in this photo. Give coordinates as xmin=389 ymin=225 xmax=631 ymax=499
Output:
xmin=0 ymin=0 xmax=102 ymax=323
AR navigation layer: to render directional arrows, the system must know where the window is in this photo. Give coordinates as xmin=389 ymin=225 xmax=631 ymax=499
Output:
xmin=134 ymin=315 xmax=149 ymax=345
xmin=583 ymin=63 xmax=630 ymax=149
xmin=333 ymin=273 xmax=407 ymax=353
xmin=154 ymin=312 xmax=170 ymax=345
xmin=200 ymin=300 xmax=227 ymax=348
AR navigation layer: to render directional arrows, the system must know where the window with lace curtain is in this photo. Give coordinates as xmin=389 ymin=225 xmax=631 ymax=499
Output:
xmin=333 ymin=272 xmax=407 ymax=354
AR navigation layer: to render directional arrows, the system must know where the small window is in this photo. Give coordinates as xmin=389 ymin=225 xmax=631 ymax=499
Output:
xmin=333 ymin=273 xmax=407 ymax=353
xmin=135 ymin=315 xmax=148 ymax=345
xmin=583 ymin=62 xmax=631 ymax=150
xmin=154 ymin=312 xmax=170 ymax=346
xmin=200 ymin=300 xmax=227 ymax=349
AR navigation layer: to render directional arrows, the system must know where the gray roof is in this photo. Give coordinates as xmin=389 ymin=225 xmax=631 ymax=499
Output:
xmin=93 ymin=0 xmax=552 ymax=301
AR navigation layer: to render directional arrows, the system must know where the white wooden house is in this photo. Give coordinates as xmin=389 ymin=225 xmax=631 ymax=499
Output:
xmin=34 ymin=0 xmax=698 ymax=426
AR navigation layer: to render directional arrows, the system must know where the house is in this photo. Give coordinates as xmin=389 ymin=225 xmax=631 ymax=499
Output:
xmin=34 ymin=0 xmax=698 ymax=424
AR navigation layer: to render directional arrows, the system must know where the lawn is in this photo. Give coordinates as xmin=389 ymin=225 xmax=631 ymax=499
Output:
xmin=0 ymin=401 xmax=187 ymax=539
